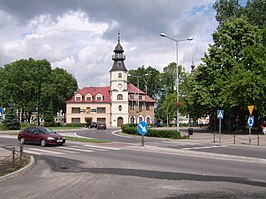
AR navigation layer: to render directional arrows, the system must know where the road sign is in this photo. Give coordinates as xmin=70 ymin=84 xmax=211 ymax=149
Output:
xmin=248 ymin=105 xmax=254 ymax=115
xmin=217 ymin=110 xmax=224 ymax=119
xmin=247 ymin=116 xmax=254 ymax=127
xmin=137 ymin=121 xmax=148 ymax=136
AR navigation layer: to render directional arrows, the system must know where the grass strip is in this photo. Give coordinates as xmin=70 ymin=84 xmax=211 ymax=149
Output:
xmin=64 ymin=136 xmax=111 ymax=143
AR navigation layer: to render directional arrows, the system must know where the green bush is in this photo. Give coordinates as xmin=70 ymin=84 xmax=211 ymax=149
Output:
xmin=21 ymin=123 xmax=36 ymax=128
xmin=121 ymin=124 xmax=181 ymax=139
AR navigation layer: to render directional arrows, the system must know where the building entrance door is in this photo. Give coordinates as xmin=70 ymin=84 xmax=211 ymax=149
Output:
xmin=117 ymin=117 xmax=123 ymax=127
xmin=85 ymin=118 xmax=92 ymax=127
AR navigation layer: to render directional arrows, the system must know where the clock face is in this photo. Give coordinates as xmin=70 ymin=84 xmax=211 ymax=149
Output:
xmin=118 ymin=84 xmax=122 ymax=89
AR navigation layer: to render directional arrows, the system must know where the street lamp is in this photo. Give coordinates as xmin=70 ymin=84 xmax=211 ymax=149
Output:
xmin=128 ymin=73 xmax=148 ymax=123
xmin=160 ymin=32 xmax=193 ymax=132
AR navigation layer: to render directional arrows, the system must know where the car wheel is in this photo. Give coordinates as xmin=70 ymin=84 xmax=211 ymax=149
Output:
xmin=20 ymin=137 xmax=26 ymax=144
xmin=40 ymin=139 xmax=46 ymax=147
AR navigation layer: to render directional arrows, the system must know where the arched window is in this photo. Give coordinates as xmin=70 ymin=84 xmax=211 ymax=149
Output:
xmin=118 ymin=105 xmax=122 ymax=111
xmin=118 ymin=73 xmax=122 ymax=78
xmin=117 ymin=94 xmax=123 ymax=100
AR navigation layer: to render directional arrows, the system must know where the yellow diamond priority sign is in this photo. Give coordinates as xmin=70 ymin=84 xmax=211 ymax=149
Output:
xmin=248 ymin=105 xmax=254 ymax=115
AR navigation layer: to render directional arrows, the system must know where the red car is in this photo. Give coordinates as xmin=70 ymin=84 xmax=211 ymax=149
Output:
xmin=97 ymin=123 xmax=106 ymax=130
xmin=18 ymin=126 xmax=66 ymax=147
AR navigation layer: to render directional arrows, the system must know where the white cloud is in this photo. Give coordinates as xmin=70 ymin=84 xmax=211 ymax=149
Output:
xmin=0 ymin=1 xmax=218 ymax=88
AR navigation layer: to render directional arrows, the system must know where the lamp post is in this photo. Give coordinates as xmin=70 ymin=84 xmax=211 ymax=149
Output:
xmin=160 ymin=33 xmax=193 ymax=132
xmin=128 ymin=73 xmax=148 ymax=123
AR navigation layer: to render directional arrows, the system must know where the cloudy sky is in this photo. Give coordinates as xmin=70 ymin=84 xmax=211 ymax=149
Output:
xmin=0 ymin=0 xmax=246 ymax=88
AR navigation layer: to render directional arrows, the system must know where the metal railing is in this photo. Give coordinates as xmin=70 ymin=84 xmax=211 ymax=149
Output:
xmin=0 ymin=144 xmax=29 ymax=176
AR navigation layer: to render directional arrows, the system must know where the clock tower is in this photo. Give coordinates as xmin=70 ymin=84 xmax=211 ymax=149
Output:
xmin=110 ymin=33 xmax=129 ymax=127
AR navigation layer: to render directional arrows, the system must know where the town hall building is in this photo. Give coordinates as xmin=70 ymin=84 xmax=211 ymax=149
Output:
xmin=65 ymin=35 xmax=156 ymax=127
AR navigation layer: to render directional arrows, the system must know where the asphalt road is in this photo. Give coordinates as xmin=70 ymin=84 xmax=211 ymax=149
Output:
xmin=1 ymin=129 xmax=266 ymax=198
xmin=75 ymin=128 xmax=266 ymax=160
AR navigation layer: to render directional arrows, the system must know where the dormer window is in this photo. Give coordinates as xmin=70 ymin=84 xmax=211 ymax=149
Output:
xmin=96 ymin=94 xmax=103 ymax=101
xmin=75 ymin=94 xmax=82 ymax=101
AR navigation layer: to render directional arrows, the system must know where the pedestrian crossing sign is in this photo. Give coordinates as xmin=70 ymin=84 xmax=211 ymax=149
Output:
xmin=217 ymin=110 xmax=224 ymax=119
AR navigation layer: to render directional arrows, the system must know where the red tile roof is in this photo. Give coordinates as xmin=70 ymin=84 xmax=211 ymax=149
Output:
xmin=66 ymin=86 xmax=111 ymax=103
xmin=66 ymin=84 xmax=156 ymax=103
xmin=128 ymin=84 xmax=156 ymax=103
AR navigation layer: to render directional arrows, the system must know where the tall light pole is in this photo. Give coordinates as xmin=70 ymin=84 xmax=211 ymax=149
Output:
xmin=160 ymin=33 xmax=193 ymax=132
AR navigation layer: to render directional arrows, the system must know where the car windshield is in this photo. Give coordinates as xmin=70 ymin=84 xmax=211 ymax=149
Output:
xmin=38 ymin=127 xmax=56 ymax=135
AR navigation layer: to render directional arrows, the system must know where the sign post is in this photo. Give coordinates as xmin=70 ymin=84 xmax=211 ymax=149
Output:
xmin=247 ymin=116 xmax=254 ymax=144
xmin=137 ymin=121 xmax=148 ymax=147
xmin=0 ymin=107 xmax=3 ymax=120
xmin=217 ymin=110 xmax=224 ymax=143
xmin=247 ymin=105 xmax=254 ymax=145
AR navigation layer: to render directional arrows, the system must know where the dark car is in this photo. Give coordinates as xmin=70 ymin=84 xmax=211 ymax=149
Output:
xmin=97 ymin=123 xmax=106 ymax=130
xmin=154 ymin=121 xmax=163 ymax=127
xmin=87 ymin=122 xmax=97 ymax=128
xmin=18 ymin=126 xmax=66 ymax=147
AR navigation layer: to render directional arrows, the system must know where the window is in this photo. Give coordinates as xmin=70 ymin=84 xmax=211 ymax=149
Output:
xmin=139 ymin=95 xmax=142 ymax=100
xmin=118 ymin=105 xmax=122 ymax=111
xmin=130 ymin=95 xmax=134 ymax=100
xmin=146 ymin=105 xmax=150 ymax=110
xmin=72 ymin=107 xmax=80 ymax=113
xmin=97 ymin=107 xmax=106 ymax=113
xmin=130 ymin=103 xmax=134 ymax=110
xmin=117 ymin=94 xmax=123 ymax=100
xmin=118 ymin=73 xmax=122 ymax=78
xmin=72 ymin=118 xmax=80 ymax=124
xmin=96 ymin=94 xmax=103 ymax=101
xmin=86 ymin=96 xmax=92 ymax=101
xmin=76 ymin=97 xmax=81 ymax=101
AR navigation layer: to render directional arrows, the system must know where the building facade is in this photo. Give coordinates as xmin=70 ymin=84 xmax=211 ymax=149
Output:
xmin=66 ymin=35 xmax=156 ymax=127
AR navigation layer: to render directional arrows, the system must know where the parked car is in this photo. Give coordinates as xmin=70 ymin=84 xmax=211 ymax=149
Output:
xmin=87 ymin=122 xmax=97 ymax=128
xmin=97 ymin=123 xmax=106 ymax=130
xmin=154 ymin=121 xmax=163 ymax=127
xmin=17 ymin=126 xmax=66 ymax=147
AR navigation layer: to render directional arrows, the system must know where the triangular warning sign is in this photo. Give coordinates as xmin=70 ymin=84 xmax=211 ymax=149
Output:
xmin=248 ymin=105 xmax=254 ymax=115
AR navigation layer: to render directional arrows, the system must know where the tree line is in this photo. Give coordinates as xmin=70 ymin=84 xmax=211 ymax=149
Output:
xmin=128 ymin=0 xmax=265 ymax=130
xmin=0 ymin=58 xmax=77 ymax=129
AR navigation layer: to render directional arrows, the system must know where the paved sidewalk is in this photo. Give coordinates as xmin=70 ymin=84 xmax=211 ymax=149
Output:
xmin=178 ymin=127 xmax=266 ymax=147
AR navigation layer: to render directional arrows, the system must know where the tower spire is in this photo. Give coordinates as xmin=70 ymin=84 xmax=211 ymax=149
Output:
xmin=191 ymin=57 xmax=195 ymax=73
xmin=118 ymin=32 xmax=120 ymax=44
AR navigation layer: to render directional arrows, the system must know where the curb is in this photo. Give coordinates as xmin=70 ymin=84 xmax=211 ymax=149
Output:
xmin=0 ymin=155 xmax=35 ymax=182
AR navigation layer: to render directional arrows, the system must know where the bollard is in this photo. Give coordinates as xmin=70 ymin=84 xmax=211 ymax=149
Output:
xmin=12 ymin=147 xmax=15 ymax=168
xmin=257 ymin=135 xmax=259 ymax=146
xmin=20 ymin=143 xmax=23 ymax=166
xmin=234 ymin=134 xmax=235 ymax=144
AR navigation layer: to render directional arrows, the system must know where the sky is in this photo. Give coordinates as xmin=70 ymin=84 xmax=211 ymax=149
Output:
xmin=0 ymin=0 xmax=246 ymax=88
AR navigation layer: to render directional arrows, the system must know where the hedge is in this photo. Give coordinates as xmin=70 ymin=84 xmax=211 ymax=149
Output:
xmin=121 ymin=124 xmax=182 ymax=139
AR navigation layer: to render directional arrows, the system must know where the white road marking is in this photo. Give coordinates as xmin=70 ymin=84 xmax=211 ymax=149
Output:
xmin=60 ymin=146 xmax=94 ymax=153
xmin=83 ymin=144 xmax=121 ymax=150
xmin=23 ymin=149 xmax=42 ymax=155
xmin=29 ymin=148 xmax=65 ymax=155
xmin=181 ymin=145 xmax=227 ymax=150
xmin=71 ymin=145 xmax=107 ymax=152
